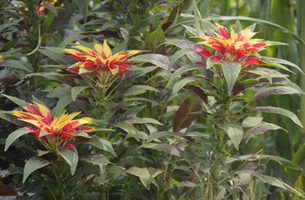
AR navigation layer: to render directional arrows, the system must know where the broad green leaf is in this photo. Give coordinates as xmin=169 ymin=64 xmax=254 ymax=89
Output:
xmin=80 ymin=154 xmax=110 ymax=166
xmin=222 ymin=61 xmax=241 ymax=96
xmin=173 ymin=98 xmax=201 ymax=132
xmin=218 ymin=123 xmax=243 ymax=150
xmin=23 ymin=156 xmax=52 ymax=182
xmin=57 ymin=145 xmax=78 ymax=175
xmin=226 ymin=154 xmax=302 ymax=171
xmin=252 ymin=86 xmax=302 ymax=101
xmin=71 ymin=86 xmax=89 ymax=102
xmin=89 ymin=137 xmax=117 ymax=157
xmin=128 ymin=54 xmax=170 ymax=69
xmin=253 ymin=106 xmax=303 ymax=128
xmin=242 ymin=117 xmax=263 ymax=128
xmin=2 ymin=94 xmax=28 ymax=108
xmin=5 ymin=128 xmax=31 ymax=151
xmin=53 ymin=95 xmax=73 ymax=117
xmin=123 ymin=85 xmax=159 ymax=96
xmin=234 ymin=18 xmax=242 ymax=33
xmin=114 ymin=122 xmax=139 ymax=141
xmin=244 ymin=122 xmax=284 ymax=137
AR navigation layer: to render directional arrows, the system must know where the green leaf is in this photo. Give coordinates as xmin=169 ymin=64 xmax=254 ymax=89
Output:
xmin=226 ymin=154 xmax=302 ymax=171
xmin=128 ymin=54 xmax=170 ymax=69
xmin=252 ymin=86 xmax=302 ymax=101
xmin=80 ymin=154 xmax=110 ymax=166
xmin=60 ymin=32 xmax=86 ymax=48
xmin=253 ymin=106 xmax=303 ymax=128
xmin=218 ymin=123 xmax=243 ymax=150
xmin=2 ymin=94 xmax=28 ymax=108
xmin=206 ymin=56 xmax=220 ymax=69
xmin=262 ymin=56 xmax=304 ymax=75
xmin=142 ymin=143 xmax=187 ymax=160
xmin=244 ymin=122 xmax=285 ymax=137
xmin=254 ymin=174 xmax=286 ymax=189
xmin=71 ymin=86 xmax=89 ymax=102
xmin=123 ymin=85 xmax=159 ymax=96
xmin=6 ymin=60 xmax=33 ymax=72
xmin=124 ymin=117 xmax=163 ymax=125
xmin=168 ymin=49 xmax=194 ymax=73
xmin=53 ymin=95 xmax=73 ymax=117
xmin=147 ymin=132 xmax=180 ymax=143
xmin=114 ymin=122 xmax=139 ymax=141
xmin=37 ymin=150 xmax=51 ymax=157
xmin=43 ymin=3 xmax=58 ymax=17
xmin=222 ymin=61 xmax=241 ymax=96
xmin=288 ymin=144 xmax=305 ymax=183
xmin=125 ymin=167 xmax=164 ymax=189
xmin=23 ymin=156 xmax=52 ymax=183
xmin=89 ymin=137 xmax=117 ymax=157
xmin=242 ymin=117 xmax=263 ymax=128
xmin=5 ymin=128 xmax=32 ymax=151
xmin=38 ymin=49 xmax=66 ymax=63
xmin=57 ymin=145 xmax=79 ymax=175
xmin=166 ymin=64 xmax=194 ymax=88
xmin=75 ymin=0 xmax=90 ymax=22
xmin=172 ymin=78 xmax=193 ymax=95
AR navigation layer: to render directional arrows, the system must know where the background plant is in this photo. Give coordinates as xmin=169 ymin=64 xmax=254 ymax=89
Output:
xmin=0 ymin=0 xmax=304 ymax=199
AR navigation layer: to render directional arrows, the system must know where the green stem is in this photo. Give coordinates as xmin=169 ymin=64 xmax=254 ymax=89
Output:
xmin=26 ymin=23 xmax=41 ymax=56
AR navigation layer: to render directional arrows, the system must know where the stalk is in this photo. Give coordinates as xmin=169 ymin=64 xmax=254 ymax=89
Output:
xmin=299 ymin=0 xmax=305 ymax=133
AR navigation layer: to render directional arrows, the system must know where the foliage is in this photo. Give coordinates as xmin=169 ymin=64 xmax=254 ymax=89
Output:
xmin=0 ymin=0 xmax=304 ymax=199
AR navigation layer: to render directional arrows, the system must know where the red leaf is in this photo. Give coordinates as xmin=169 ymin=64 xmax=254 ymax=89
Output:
xmin=0 ymin=181 xmax=20 ymax=196
xmin=173 ymin=98 xmax=201 ymax=132
xmin=184 ymin=85 xmax=208 ymax=104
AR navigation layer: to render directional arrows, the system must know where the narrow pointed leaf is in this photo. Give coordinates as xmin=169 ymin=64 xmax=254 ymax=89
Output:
xmin=244 ymin=122 xmax=284 ymax=137
xmin=142 ymin=143 xmax=187 ymax=160
xmin=57 ymin=145 xmax=78 ymax=175
xmin=23 ymin=156 xmax=52 ymax=182
xmin=123 ymin=85 xmax=159 ymax=96
xmin=226 ymin=154 xmax=302 ymax=171
xmin=2 ymin=94 xmax=28 ymax=108
xmin=253 ymin=106 xmax=303 ymax=128
xmin=252 ymin=86 xmax=302 ymax=101
xmin=5 ymin=128 xmax=31 ymax=151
